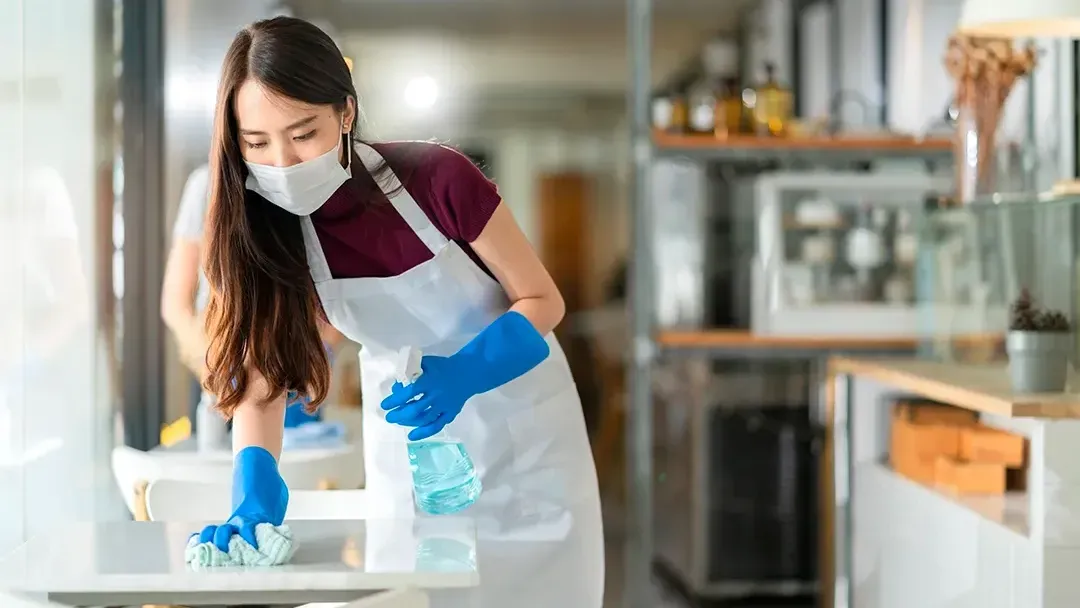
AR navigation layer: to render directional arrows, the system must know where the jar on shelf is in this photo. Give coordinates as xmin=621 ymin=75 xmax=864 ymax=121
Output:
xmin=670 ymin=93 xmax=688 ymax=133
xmin=651 ymin=95 xmax=674 ymax=132
xmin=687 ymin=84 xmax=716 ymax=135
xmin=944 ymin=36 xmax=1037 ymax=202
xmin=753 ymin=62 xmax=792 ymax=137
xmin=714 ymin=77 xmax=744 ymax=138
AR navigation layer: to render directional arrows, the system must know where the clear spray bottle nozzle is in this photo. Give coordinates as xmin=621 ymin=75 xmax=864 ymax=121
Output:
xmin=397 ymin=346 xmax=423 ymax=386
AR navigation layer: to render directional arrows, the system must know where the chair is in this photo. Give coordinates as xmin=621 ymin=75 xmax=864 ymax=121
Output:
xmin=146 ymin=479 xmax=370 ymax=522
xmin=277 ymin=444 xmax=364 ymax=491
xmin=111 ymin=445 xmax=233 ymax=518
xmin=112 ymin=444 xmax=365 ymax=519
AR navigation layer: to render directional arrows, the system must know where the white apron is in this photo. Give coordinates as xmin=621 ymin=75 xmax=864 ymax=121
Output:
xmin=299 ymin=143 xmax=604 ymax=607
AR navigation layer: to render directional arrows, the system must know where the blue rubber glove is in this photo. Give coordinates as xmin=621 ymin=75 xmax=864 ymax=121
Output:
xmin=284 ymin=392 xmax=322 ymax=428
xmin=380 ymin=311 xmax=550 ymax=440
xmin=194 ymin=446 xmax=288 ymax=552
xmin=283 ymin=342 xmax=333 ymax=428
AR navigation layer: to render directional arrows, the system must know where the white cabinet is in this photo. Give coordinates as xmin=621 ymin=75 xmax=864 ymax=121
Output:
xmin=855 ymin=463 xmax=1033 ymax=608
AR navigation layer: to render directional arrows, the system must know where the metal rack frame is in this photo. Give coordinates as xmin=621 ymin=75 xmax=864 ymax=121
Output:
xmin=625 ymin=0 xmax=654 ymax=605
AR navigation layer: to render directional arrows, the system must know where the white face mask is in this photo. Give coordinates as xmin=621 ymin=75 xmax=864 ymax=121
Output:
xmin=244 ymin=132 xmax=352 ymax=216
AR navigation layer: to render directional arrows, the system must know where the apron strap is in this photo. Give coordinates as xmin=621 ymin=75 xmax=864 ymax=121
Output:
xmin=355 ymin=142 xmax=450 ymax=256
xmin=300 ymin=216 xmax=333 ymax=283
xmin=355 ymin=143 xmax=403 ymax=195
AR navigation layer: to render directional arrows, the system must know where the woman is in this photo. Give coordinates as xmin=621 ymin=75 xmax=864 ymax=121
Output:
xmin=161 ymin=164 xmax=343 ymax=432
xmin=194 ymin=16 xmax=603 ymax=607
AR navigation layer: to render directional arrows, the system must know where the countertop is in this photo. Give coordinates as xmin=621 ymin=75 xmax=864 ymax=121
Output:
xmin=0 ymin=518 xmax=478 ymax=606
xmin=830 ymin=357 xmax=1080 ymax=418
xmin=657 ymin=330 xmax=1000 ymax=351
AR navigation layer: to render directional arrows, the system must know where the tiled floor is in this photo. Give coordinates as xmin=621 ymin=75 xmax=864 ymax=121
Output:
xmin=601 ymin=490 xmax=688 ymax=607
xmin=600 ymin=491 xmax=815 ymax=608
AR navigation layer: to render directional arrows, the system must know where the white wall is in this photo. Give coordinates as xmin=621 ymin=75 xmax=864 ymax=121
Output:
xmin=0 ymin=0 xmax=122 ymax=554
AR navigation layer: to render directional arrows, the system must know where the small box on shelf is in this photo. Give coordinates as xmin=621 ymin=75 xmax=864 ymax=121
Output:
xmin=888 ymin=400 xmax=1026 ymax=495
xmin=934 ymin=456 xmax=1006 ymax=495
xmin=959 ymin=425 xmax=1025 ymax=467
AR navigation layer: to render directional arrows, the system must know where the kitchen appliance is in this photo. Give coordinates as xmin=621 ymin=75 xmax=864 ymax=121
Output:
xmin=750 ymin=172 xmax=957 ymax=337
xmin=654 ymin=363 xmax=823 ymax=600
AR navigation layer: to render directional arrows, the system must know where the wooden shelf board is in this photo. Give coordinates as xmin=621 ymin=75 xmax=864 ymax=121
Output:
xmin=831 ymin=357 xmax=1080 ymax=419
xmin=656 ymin=330 xmax=997 ymax=350
xmin=653 ymin=131 xmax=953 ymax=152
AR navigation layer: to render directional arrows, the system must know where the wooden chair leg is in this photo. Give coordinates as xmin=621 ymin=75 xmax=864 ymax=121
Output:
xmin=133 ymin=479 xmax=150 ymax=522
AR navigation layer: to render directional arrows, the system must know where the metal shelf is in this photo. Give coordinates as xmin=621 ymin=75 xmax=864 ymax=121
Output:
xmin=656 ymin=329 xmax=1002 ymax=360
xmin=625 ymin=3 xmax=958 ymax=607
xmin=653 ymin=132 xmax=954 ymax=163
xmin=658 ymin=330 xmax=926 ymax=357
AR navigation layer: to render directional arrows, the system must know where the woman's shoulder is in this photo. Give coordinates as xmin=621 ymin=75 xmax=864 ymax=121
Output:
xmin=366 ymin=141 xmax=498 ymax=241
xmin=368 ymin=140 xmax=477 ymax=178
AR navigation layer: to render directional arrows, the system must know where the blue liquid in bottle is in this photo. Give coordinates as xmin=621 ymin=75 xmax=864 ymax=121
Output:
xmin=396 ymin=347 xmax=482 ymax=515
xmin=407 ymin=438 xmax=482 ymax=515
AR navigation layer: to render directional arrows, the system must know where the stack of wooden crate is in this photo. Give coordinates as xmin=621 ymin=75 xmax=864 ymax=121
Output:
xmin=890 ymin=400 xmax=1025 ymax=494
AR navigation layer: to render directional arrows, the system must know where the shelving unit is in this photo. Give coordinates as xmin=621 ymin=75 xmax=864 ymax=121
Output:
xmin=624 ymin=1 xmax=958 ymax=607
xmin=653 ymin=131 xmax=953 ymax=162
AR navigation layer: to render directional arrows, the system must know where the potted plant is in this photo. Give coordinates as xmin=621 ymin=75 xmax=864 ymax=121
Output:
xmin=1007 ymin=288 xmax=1072 ymax=393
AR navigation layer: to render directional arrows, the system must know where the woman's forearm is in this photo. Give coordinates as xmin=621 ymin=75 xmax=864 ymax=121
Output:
xmin=172 ymin=315 xmax=210 ymax=380
xmin=230 ymin=374 xmax=286 ymax=460
xmin=509 ymin=293 xmax=565 ymax=337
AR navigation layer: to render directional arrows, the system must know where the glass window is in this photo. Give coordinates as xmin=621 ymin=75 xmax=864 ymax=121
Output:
xmin=0 ymin=0 xmax=123 ymax=555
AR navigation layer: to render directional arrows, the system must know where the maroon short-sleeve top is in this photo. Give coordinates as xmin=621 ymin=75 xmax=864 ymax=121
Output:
xmin=308 ymin=142 xmax=501 ymax=280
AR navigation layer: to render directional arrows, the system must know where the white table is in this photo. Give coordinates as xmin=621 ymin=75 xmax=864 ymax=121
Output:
xmin=155 ymin=437 xmax=352 ymax=460
xmin=0 ymin=518 xmax=478 ymax=606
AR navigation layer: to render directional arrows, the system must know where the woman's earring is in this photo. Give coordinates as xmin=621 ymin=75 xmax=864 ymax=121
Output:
xmin=344 ymin=130 xmax=352 ymax=171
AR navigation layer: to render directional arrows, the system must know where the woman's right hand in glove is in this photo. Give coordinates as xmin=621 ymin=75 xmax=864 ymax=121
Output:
xmin=194 ymin=446 xmax=288 ymax=552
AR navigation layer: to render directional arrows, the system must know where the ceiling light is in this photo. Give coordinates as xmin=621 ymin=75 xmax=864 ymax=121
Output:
xmin=404 ymin=76 xmax=438 ymax=111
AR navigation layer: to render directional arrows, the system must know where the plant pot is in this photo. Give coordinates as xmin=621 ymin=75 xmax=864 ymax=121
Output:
xmin=1006 ymin=331 xmax=1073 ymax=393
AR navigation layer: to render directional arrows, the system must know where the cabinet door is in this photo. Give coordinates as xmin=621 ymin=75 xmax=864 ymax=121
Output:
xmin=853 ymin=464 xmax=888 ymax=608
xmin=1011 ymin=542 xmax=1038 ymax=607
xmin=968 ymin=519 xmax=1017 ymax=608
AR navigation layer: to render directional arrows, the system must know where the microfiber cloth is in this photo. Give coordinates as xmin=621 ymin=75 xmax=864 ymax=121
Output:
xmin=282 ymin=421 xmax=347 ymax=451
xmin=184 ymin=523 xmax=296 ymax=569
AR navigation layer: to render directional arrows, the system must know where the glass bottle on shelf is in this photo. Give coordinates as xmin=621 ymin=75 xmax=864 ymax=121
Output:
xmin=651 ymin=94 xmax=674 ymax=132
xmin=714 ymin=77 xmax=743 ymax=139
xmin=844 ymin=204 xmax=885 ymax=301
xmin=687 ymin=82 xmax=715 ymax=135
xmin=670 ymin=93 xmax=689 ymax=133
xmin=753 ymin=62 xmax=792 ymax=137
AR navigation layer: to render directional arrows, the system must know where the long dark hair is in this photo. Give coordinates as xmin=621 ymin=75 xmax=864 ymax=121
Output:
xmin=203 ymin=16 xmax=371 ymax=417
